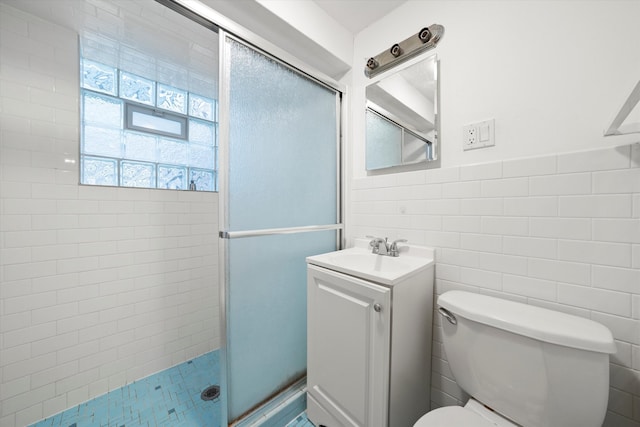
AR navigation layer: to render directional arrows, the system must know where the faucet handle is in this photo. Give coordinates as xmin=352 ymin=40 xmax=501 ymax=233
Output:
xmin=389 ymin=239 xmax=408 ymax=256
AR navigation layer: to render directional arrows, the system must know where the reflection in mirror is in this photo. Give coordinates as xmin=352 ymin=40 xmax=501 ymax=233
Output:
xmin=365 ymin=53 xmax=438 ymax=171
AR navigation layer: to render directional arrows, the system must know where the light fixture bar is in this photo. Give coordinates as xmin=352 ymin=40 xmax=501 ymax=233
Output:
xmin=365 ymin=24 xmax=445 ymax=78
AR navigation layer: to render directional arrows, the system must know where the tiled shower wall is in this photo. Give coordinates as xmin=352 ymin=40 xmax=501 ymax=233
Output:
xmin=349 ymin=143 xmax=640 ymax=426
xmin=0 ymin=4 xmax=219 ymax=426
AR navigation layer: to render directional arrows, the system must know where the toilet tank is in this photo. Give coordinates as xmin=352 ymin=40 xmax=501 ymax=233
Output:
xmin=438 ymin=291 xmax=616 ymax=427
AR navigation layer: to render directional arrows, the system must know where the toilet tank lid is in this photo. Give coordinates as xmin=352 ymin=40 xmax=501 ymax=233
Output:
xmin=438 ymin=291 xmax=616 ymax=354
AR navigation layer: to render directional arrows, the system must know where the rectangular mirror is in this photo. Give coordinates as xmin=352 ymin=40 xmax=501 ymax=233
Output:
xmin=365 ymin=53 xmax=439 ymax=170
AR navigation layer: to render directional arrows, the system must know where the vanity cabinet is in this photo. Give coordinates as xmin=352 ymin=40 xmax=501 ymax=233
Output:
xmin=306 ymin=257 xmax=434 ymax=427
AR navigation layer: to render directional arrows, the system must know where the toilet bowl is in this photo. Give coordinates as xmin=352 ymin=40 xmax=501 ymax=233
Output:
xmin=414 ymin=291 xmax=616 ymax=427
xmin=415 ymin=398 xmax=517 ymax=427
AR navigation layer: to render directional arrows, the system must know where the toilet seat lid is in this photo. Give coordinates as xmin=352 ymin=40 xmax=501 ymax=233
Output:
xmin=414 ymin=406 xmax=495 ymax=427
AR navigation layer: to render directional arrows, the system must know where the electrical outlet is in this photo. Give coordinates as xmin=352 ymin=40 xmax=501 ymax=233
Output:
xmin=462 ymin=124 xmax=479 ymax=150
xmin=463 ymin=119 xmax=495 ymax=150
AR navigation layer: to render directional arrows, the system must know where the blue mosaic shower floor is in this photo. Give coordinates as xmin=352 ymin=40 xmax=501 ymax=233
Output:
xmin=29 ymin=350 xmax=315 ymax=427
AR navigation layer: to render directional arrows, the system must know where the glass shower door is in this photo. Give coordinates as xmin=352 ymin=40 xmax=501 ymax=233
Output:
xmin=220 ymin=35 xmax=341 ymax=423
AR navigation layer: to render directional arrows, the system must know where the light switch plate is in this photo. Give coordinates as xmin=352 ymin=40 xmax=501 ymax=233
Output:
xmin=463 ymin=119 xmax=494 ymax=150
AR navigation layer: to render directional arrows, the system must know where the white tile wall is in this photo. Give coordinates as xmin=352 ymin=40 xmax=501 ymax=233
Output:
xmin=349 ymin=142 xmax=640 ymax=426
xmin=0 ymin=4 xmax=219 ymax=426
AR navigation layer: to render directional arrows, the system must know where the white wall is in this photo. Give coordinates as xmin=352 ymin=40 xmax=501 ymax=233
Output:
xmin=349 ymin=1 xmax=640 ymax=426
xmin=0 ymin=4 xmax=219 ymax=426
xmin=351 ymin=0 xmax=640 ymax=173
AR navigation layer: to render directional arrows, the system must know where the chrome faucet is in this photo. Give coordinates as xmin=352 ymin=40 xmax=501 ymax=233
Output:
xmin=366 ymin=236 xmax=407 ymax=257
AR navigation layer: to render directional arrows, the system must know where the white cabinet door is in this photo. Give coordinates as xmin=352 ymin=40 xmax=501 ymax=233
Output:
xmin=307 ymin=265 xmax=391 ymax=427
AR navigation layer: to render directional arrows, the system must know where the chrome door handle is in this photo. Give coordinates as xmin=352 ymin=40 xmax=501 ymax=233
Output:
xmin=373 ymin=303 xmax=382 ymax=312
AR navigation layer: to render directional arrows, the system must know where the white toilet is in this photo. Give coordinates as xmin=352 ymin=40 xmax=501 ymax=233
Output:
xmin=415 ymin=291 xmax=616 ymax=427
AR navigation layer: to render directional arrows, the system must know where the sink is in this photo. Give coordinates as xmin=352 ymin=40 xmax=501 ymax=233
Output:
xmin=306 ymin=239 xmax=434 ymax=286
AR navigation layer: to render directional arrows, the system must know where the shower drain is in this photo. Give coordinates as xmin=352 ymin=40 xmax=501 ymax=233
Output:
xmin=201 ymin=385 xmax=220 ymax=401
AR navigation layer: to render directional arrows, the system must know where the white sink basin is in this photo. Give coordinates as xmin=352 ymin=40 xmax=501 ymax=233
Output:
xmin=306 ymin=239 xmax=434 ymax=286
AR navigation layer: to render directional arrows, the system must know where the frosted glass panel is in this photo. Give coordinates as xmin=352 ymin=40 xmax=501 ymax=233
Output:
xmin=228 ymin=39 xmax=338 ymax=231
xmin=227 ymin=231 xmax=336 ymax=420
xmin=225 ymin=37 xmax=340 ymax=423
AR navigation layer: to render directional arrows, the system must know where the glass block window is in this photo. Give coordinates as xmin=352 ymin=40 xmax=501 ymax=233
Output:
xmin=80 ymin=58 xmax=217 ymax=191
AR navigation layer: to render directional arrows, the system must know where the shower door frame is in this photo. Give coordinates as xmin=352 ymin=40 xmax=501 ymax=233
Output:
xmin=217 ymin=30 xmax=345 ymax=426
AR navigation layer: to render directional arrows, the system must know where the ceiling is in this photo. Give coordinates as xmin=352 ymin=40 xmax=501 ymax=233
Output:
xmin=313 ymin=0 xmax=407 ymax=34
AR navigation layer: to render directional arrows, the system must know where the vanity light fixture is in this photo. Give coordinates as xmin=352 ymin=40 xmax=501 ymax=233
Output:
xmin=364 ymin=23 xmax=445 ymax=78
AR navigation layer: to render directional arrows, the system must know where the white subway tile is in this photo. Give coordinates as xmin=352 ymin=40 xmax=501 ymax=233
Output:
xmin=593 ymin=219 xmax=640 ymax=244
xmin=3 ymin=322 xmax=57 ymax=348
xmin=57 ymin=284 xmax=99 ymax=304
xmin=607 ymin=387 xmax=633 ymax=418
xmin=503 ymin=236 xmax=557 ymax=259
xmin=634 ymin=245 xmax=640 ymax=268
xmin=435 ymin=264 xmax=460 ymax=282
xmin=32 ymin=244 xmax=79 ymax=261
xmin=1 ymin=247 xmax=32 ymax=265
xmin=57 ymin=340 xmax=100 ymax=365
xmin=396 ymin=170 xmax=426 ymax=186
xmin=424 ymin=231 xmax=460 ymax=248
xmin=557 ymin=146 xmax=631 ymax=173
xmin=481 ymin=216 xmax=528 ymax=236
xmin=425 ymin=166 xmax=459 ymax=184
xmin=31 ymin=331 xmax=76 ymax=359
xmin=502 ymin=154 xmax=557 ymax=177
xmin=4 ymin=230 xmax=57 ymax=248
xmin=481 ymin=177 xmax=529 ymax=198
xmin=0 ymin=214 xmax=32 ymax=231
xmin=3 ymin=261 xmax=57 ymax=281
xmin=634 ymin=194 xmax=640 ymax=218
xmin=558 ymin=239 xmax=631 ymax=268
xmin=632 ymin=143 xmax=640 ymax=168
xmin=530 ymin=217 xmax=591 ymax=240
xmin=460 ymin=198 xmax=503 ymax=216
xmin=459 ymin=267 xmax=502 ymax=290
xmin=592 ymin=265 xmax=640 ymax=294
xmin=558 ymin=283 xmax=630 ymax=316
xmin=502 ymin=274 xmax=557 ymax=301
xmin=460 ymin=233 xmax=502 ymax=253
xmin=559 ymin=194 xmax=632 ymax=218
xmin=57 ymin=312 xmax=100 ymax=335
xmin=31 ymin=360 xmax=79 ymax=390
xmin=31 ymin=302 xmax=78 ymax=325
xmin=439 ymin=248 xmax=480 ymax=269
xmin=530 ymin=173 xmax=591 ymax=196
xmin=422 ymin=199 xmax=460 ymax=215
xmin=0 ymin=312 xmax=31 ymax=333
xmin=593 ymin=169 xmax=640 ymax=194
xmin=441 ymin=215 xmax=481 ymax=233
xmin=0 ymin=279 xmax=32 ymax=299
xmin=459 ymin=161 xmax=502 ymax=181
xmin=478 ymin=252 xmax=528 ymax=275
xmin=57 ymin=256 xmax=100 ymax=274
xmin=442 ymin=181 xmax=481 ymax=199
xmin=528 ymin=258 xmax=590 ymax=285
xmin=32 ymin=214 xmax=79 ymax=230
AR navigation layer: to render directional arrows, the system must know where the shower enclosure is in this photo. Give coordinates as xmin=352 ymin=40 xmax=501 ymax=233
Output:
xmin=218 ymin=35 xmax=342 ymax=424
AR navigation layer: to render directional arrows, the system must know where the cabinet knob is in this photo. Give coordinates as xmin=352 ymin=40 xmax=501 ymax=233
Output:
xmin=373 ymin=303 xmax=382 ymax=312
